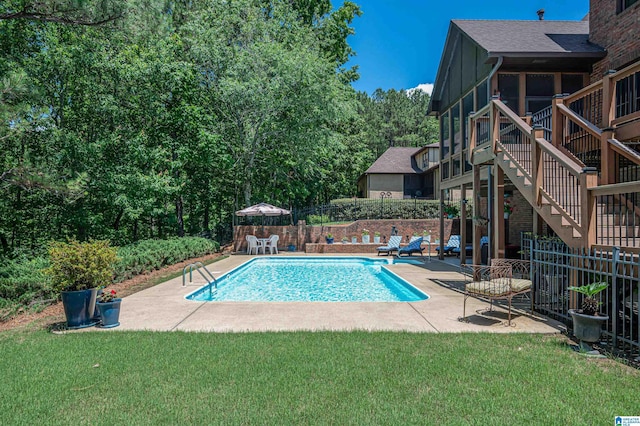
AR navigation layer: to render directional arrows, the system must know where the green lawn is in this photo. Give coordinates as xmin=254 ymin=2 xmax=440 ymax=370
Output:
xmin=1 ymin=331 xmax=637 ymax=425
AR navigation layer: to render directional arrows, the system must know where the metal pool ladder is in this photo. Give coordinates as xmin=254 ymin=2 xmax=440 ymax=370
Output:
xmin=182 ymin=261 xmax=218 ymax=291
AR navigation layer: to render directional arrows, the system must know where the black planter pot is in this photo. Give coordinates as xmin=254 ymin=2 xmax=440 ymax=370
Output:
xmin=326 ymin=237 xmax=334 ymax=244
xmin=61 ymin=288 xmax=99 ymax=329
xmin=569 ymin=309 xmax=609 ymax=343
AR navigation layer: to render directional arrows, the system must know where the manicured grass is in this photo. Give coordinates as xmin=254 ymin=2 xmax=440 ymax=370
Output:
xmin=0 ymin=331 xmax=638 ymax=424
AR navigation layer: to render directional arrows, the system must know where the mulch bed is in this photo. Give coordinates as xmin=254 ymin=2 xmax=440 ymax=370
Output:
xmin=0 ymin=251 xmax=228 ymax=333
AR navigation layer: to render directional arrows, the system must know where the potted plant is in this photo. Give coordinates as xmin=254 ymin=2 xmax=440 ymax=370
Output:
xmin=96 ymin=288 xmax=122 ymax=328
xmin=373 ymin=231 xmax=381 ymax=244
xmin=568 ymin=282 xmax=609 ymax=350
xmin=46 ymin=240 xmax=118 ymax=329
xmin=361 ymin=229 xmax=370 ymax=244
xmin=351 ymin=235 xmax=358 ymax=244
xmin=341 ymin=236 xmax=348 ymax=244
xmin=443 ymin=204 xmax=459 ymax=219
xmin=325 ymin=233 xmax=334 ymax=244
xmin=504 ymin=199 xmax=514 ymax=219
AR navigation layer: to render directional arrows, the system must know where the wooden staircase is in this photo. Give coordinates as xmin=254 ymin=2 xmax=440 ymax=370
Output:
xmin=493 ymin=140 xmax=587 ymax=247
xmin=469 ymin=61 xmax=640 ymax=252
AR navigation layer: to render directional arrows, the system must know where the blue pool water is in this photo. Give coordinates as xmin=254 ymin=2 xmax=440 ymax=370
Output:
xmin=186 ymin=257 xmax=429 ymax=302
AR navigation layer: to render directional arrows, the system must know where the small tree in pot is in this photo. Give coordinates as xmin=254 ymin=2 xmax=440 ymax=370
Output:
xmin=568 ymin=282 xmax=609 ymax=352
xmin=46 ymin=240 xmax=118 ymax=329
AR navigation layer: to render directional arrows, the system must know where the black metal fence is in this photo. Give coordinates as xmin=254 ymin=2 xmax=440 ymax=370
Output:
xmin=291 ymin=198 xmax=444 ymax=225
xmin=522 ymin=233 xmax=639 ymax=359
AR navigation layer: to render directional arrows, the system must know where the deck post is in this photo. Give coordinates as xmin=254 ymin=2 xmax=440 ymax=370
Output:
xmin=551 ymin=94 xmax=565 ymax=148
xmin=601 ymin=69 xmax=617 ymax=129
xmin=580 ymin=168 xmax=598 ymax=248
xmin=473 ymin=166 xmax=482 ymax=265
xmin=600 ymin=127 xmax=616 ymax=185
xmin=493 ymin=166 xmax=505 ymax=259
xmin=460 ymin=184 xmax=467 ymax=265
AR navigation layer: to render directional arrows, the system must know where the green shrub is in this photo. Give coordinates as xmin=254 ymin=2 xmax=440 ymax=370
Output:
xmin=306 ymin=214 xmax=330 ymax=225
xmin=46 ymin=240 xmax=118 ymax=292
xmin=112 ymin=237 xmax=219 ymax=282
xmin=1 ymin=237 xmax=219 ymax=320
xmin=0 ymin=257 xmax=53 ymax=321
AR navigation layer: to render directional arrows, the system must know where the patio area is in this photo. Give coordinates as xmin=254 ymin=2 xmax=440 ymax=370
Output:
xmin=113 ymin=253 xmax=564 ymax=333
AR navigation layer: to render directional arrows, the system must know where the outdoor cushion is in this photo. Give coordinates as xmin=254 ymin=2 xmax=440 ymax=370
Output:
xmin=397 ymin=237 xmax=424 ymax=257
xmin=466 ymin=278 xmax=532 ymax=297
xmin=511 ymin=278 xmax=533 ymax=293
xmin=377 ymin=235 xmax=402 ymax=255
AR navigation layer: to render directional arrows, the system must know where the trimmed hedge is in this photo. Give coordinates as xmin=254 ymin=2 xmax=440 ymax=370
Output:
xmin=112 ymin=238 xmax=219 ymax=282
xmin=0 ymin=237 xmax=219 ymax=320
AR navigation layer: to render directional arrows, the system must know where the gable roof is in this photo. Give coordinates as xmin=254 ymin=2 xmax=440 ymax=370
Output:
xmin=453 ymin=20 xmax=604 ymax=58
xmin=429 ymin=19 xmax=605 ymax=114
xmin=364 ymin=147 xmax=423 ymax=174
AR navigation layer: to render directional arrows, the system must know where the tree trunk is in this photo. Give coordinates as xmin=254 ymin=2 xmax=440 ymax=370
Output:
xmin=203 ymin=204 xmax=210 ymax=231
xmin=176 ymin=196 xmax=185 ymax=237
xmin=113 ymin=208 xmax=124 ymax=230
xmin=243 ymin=180 xmax=252 ymax=207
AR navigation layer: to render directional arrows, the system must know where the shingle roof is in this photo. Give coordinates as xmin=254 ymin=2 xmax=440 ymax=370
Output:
xmin=364 ymin=147 xmax=422 ymax=174
xmin=453 ymin=20 xmax=604 ymax=57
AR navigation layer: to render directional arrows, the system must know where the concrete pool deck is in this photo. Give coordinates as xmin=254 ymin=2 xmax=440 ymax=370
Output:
xmin=113 ymin=253 xmax=565 ymax=333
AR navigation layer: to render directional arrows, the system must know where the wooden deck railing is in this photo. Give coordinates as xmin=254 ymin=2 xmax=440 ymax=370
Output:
xmin=467 ymin=61 xmax=640 ymax=250
xmin=470 ymin=99 xmax=598 ymax=247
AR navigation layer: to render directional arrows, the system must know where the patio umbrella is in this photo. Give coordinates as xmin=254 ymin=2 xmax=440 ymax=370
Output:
xmin=235 ymin=202 xmax=291 ymax=217
xmin=235 ymin=203 xmax=292 ymax=229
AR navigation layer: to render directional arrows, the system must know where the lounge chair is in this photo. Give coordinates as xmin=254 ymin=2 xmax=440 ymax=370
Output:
xmin=453 ymin=236 xmax=489 ymax=257
xmin=397 ymin=236 xmax=424 ymax=257
xmin=376 ymin=235 xmax=402 ymax=256
xmin=263 ymin=234 xmax=279 ymax=254
xmin=435 ymin=235 xmax=460 ymax=256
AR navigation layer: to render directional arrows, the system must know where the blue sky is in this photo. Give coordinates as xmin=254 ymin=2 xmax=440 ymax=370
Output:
xmin=346 ymin=0 xmax=590 ymax=94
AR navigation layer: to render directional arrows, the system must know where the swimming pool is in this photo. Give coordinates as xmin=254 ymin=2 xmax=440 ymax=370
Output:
xmin=186 ymin=257 xmax=429 ymax=302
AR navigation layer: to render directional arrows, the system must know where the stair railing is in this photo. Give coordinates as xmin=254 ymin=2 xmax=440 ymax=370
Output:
xmin=552 ymin=63 xmax=640 ymax=249
xmin=473 ymin=99 xmax=598 ymax=247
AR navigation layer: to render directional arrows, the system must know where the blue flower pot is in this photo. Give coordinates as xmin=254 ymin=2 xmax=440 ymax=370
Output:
xmin=61 ymin=288 xmax=99 ymax=329
xmin=326 ymin=238 xmax=334 ymax=244
xmin=97 ymin=299 xmax=122 ymax=328
xmin=92 ymin=289 xmax=103 ymax=322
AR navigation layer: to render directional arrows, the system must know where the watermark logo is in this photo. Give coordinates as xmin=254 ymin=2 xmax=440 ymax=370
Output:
xmin=615 ymin=416 xmax=640 ymax=426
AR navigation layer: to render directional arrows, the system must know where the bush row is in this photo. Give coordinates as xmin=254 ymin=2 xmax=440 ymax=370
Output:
xmin=113 ymin=238 xmax=219 ymax=282
xmin=0 ymin=237 xmax=219 ymax=320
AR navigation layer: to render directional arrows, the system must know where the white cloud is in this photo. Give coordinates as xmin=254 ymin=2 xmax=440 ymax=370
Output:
xmin=408 ymin=83 xmax=433 ymax=96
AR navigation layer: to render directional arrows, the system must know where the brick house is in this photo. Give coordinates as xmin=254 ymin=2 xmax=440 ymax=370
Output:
xmin=429 ymin=3 xmax=640 ymax=263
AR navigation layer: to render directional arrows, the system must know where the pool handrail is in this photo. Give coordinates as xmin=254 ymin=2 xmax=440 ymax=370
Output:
xmin=182 ymin=262 xmax=217 ymax=289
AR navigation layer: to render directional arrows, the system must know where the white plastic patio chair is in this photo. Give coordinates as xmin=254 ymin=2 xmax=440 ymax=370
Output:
xmin=246 ymin=235 xmax=261 ymax=255
xmin=263 ymin=234 xmax=279 ymax=254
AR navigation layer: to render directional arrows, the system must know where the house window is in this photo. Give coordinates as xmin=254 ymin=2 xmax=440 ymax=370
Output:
xmin=441 ymin=112 xmax=450 ymax=159
xmin=525 ymin=74 xmax=554 ymax=114
xmin=452 ymin=102 xmax=461 ymax=154
xmin=618 ymin=0 xmax=639 ymax=13
xmin=442 ymin=161 xmax=450 ymax=180
xmin=477 ymin=79 xmax=488 ymax=109
xmin=462 ymin=93 xmax=474 ymax=151
xmin=498 ymin=74 xmax=520 ymax=115
xmin=453 ymin=156 xmax=461 ymax=177
xmin=562 ymin=74 xmax=584 ymax=96
xmin=403 ymin=174 xmax=422 ymax=197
